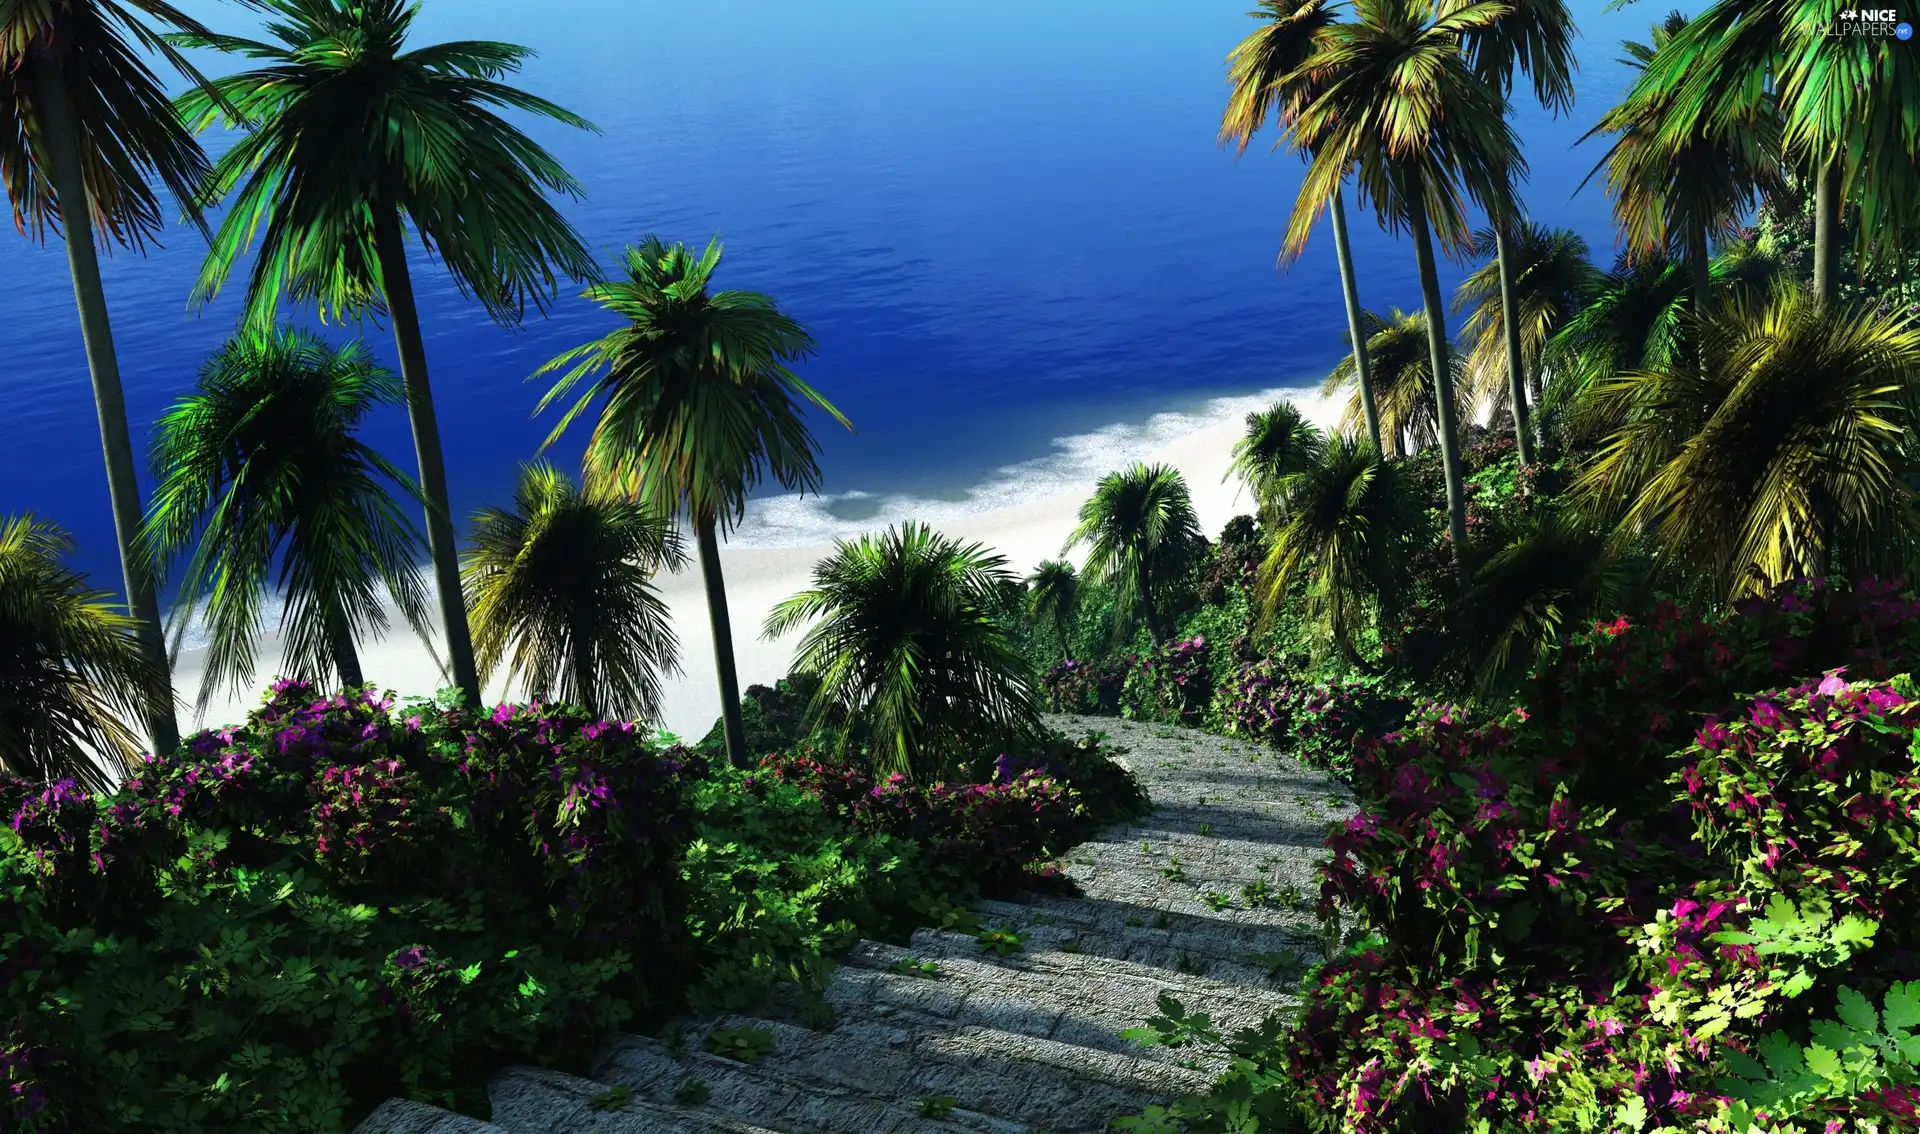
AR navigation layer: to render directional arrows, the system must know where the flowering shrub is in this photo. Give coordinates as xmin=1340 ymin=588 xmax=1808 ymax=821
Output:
xmin=1121 ymin=636 xmax=1213 ymax=726
xmin=1215 ymin=661 xmax=1412 ymax=778
xmin=0 ymin=682 xmax=698 ymax=1133
xmin=1042 ymin=658 xmax=1127 ymax=715
xmin=988 ymin=731 xmax=1150 ymax=829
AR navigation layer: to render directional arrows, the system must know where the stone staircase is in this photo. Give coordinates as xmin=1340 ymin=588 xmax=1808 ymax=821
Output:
xmin=353 ymin=715 xmax=1352 ymax=1134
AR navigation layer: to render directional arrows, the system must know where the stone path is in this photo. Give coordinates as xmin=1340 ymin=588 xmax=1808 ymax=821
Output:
xmin=354 ymin=715 xmax=1353 ymax=1134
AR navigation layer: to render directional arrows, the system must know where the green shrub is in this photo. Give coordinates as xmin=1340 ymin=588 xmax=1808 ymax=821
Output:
xmin=1120 ymin=636 xmax=1213 ymax=726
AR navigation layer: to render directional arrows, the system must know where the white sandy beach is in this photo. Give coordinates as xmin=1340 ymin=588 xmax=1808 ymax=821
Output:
xmin=170 ymin=387 xmax=1344 ymax=741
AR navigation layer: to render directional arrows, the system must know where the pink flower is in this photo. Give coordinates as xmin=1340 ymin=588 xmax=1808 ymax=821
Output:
xmin=1817 ymin=669 xmax=1849 ymax=696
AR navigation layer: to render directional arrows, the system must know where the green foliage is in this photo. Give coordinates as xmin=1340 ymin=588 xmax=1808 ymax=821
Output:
xmin=976 ymin=927 xmax=1023 ymax=956
xmin=1718 ymin=982 xmax=1920 ymax=1119
xmin=703 ymin=1025 xmax=773 ymax=1064
xmin=1066 ymin=462 xmax=1205 ymax=644
xmin=917 ymin=1095 xmax=958 ymax=1118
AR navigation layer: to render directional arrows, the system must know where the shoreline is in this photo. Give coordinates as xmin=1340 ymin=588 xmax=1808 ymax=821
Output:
xmin=170 ymin=384 xmax=1345 ymax=740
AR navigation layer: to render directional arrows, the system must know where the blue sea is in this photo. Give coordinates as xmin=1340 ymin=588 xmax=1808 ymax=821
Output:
xmin=2 ymin=0 xmax=1660 ymax=597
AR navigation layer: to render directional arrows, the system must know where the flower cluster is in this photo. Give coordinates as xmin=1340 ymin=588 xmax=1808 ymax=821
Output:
xmin=1040 ymin=658 xmax=1127 ymax=715
xmin=1216 ymin=661 xmax=1413 ymax=778
xmin=1120 ymin=636 xmax=1212 ymax=726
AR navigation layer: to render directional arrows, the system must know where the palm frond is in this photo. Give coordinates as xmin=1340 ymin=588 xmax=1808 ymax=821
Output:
xmin=1453 ymin=223 xmax=1599 ymax=419
xmin=1321 ymin=307 xmax=1464 ymax=455
xmin=1064 ymin=463 xmax=1205 ymax=642
xmin=1227 ymin=401 xmax=1328 ymax=508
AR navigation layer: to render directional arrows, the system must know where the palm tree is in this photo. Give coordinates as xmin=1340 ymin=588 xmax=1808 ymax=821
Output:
xmin=764 ymin=522 xmax=1040 ymax=783
xmin=1583 ymin=12 xmax=1781 ymax=312
xmin=1222 ymin=0 xmax=1384 ymax=452
xmin=1286 ymin=0 xmax=1523 ymax=577
xmin=1458 ymin=0 xmax=1577 ymax=465
xmin=1632 ymin=0 xmax=1920 ymax=306
xmin=1452 ymin=509 xmax=1623 ymax=693
xmin=1322 ymin=308 xmax=1465 ymax=457
xmin=1574 ymin=286 xmax=1920 ymax=600
xmin=1066 ymin=463 xmax=1205 ymax=645
xmin=1227 ymin=401 xmax=1328 ymax=507
xmin=0 ymin=0 xmax=230 ymax=756
xmin=139 ymin=327 xmax=437 ymax=719
xmin=461 ymin=463 xmax=684 ymax=722
xmin=1538 ymin=249 xmax=1691 ymax=436
xmin=1255 ymin=436 xmax=1419 ymax=663
xmin=170 ymin=0 xmax=602 ymax=708
xmin=1452 ymin=224 xmax=1597 ymax=423
xmin=1026 ymin=559 xmax=1081 ymax=662
xmin=0 ymin=513 xmax=172 ymax=790
xmin=532 ymin=237 xmax=851 ymax=770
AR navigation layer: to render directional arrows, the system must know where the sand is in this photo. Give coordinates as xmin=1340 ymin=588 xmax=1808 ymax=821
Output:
xmin=170 ymin=388 xmax=1345 ymax=740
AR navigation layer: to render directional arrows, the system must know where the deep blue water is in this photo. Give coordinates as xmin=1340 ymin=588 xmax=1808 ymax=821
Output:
xmin=2 ymin=0 xmax=1663 ymax=594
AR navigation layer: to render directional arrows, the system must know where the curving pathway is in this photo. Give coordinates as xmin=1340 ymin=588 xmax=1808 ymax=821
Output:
xmin=356 ymin=715 xmax=1353 ymax=1134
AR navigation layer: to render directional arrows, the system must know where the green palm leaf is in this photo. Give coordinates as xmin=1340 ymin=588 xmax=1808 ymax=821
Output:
xmin=0 ymin=513 xmax=172 ymax=788
xmin=1227 ymin=401 xmax=1328 ymax=508
xmin=1453 ymin=224 xmax=1599 ymax=418
xmin=1066 ymin=463 xmax=1205 ymax=645
xmin=139 ymin=326 xmax=437 ymax=720
xmin=462 ymin=463 xmax=684 ymax=722
xmin=765 ymin=522 xmax=1039 ymax=783
xmin=1322 ymin=307 xmax=1464 ymax=456
xmin=1026 ymin=559 xmax=1081 ymax=661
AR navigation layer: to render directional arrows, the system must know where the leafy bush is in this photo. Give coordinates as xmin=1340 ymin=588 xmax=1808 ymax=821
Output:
xmin=1215 ymin=661 xmax=1413 ymax=779
xmin=1121 ymin=636 xmax=1213 ymax=726
xmin=0 ymin=682 xmax=698 ymax=1134
xmin=696 ymin=672 xmax=837 ymax=761
xmin=986 ymin=731 xmax=1151 ymax=829
xmin=1041 ymin=658 xmax=1127 ymax=715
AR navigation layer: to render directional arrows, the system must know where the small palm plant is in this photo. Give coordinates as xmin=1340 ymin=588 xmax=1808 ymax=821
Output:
xmin=1026 ymin=559 xmax=1080 ymax=662
xmin=0 ymin=514 xmax=174 ymax=788
xmin=1574 ymin=286 xmax=1920 ymax=600
xmin=1226 ymin=402 xmax=1327 ymax=509
xmin=764 ymin=522 xmax=1039 ymax=782
xmin=1066 ymin=464 xmax=1204 ymax=645
xmin=1321 ymin=309 xmax=1464 ymax=457
xmin=1255 ymin=437 xmax=1419 ymax=663
xmin=533 ymin=236 xmax=851 ymax=768
xmin=1452 ymin=224 xmax=1599 ymax=424
xmin=461 ymin=463 xmax=685 ymax=722
xmin=140 ymin=327 xmax=437 ymax=718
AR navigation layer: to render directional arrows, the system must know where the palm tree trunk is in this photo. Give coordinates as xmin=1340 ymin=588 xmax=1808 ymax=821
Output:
xmin=328 ymin=611 xmax=363 ymax=690
xmin=1492 ymin=222 xmax=1536 ymax=466
xmin=1330 ymin=188 xmax=1382 ymax=452
xmin=32 ymin=63 xmax=179 ymax=757
xmin=1137 ymin=571 xmax=1163 ymax=645
xmin=568 ymin=620 xmax=598 ymax=718
xmin=1812 ymin=158 xmax=1841 ymax=306
xmin=696 ymin=516 xmax=749 ymax=768
xmin=1688 ymin=220 xmax=1713 ymax=314
xmin=372 ymin=207 xmax=481 ymax=707
xmin=1406 ymin=191 xmax=1470 ymax=580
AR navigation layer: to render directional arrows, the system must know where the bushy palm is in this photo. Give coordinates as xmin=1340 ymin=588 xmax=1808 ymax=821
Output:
xmin=1026 ymin=559 xmax=1080 ymax=661
xmin=1223 ymin=0 xmax=1383 ymax=451
xmin=0 ymin=514 xmax=173 ymax=789
xmin=1066 ymin=463 xmax=1205 ymax=645
xmin=533 ymin=236 xmax=851 ymax=768
xmin=171 ymin=0 xmax=602 ymax=706
xmin=1575 ymin=287 xmax=1920 ymax=600
xmin=461 ymin=463 xmax=683 ymax=722
xmin=1538 ymin=250 xmax=1691 ymax=440
xmin=1322 ymin=308 xmax=1464 ymax=457
xmin=1227 ymin=401 xmax=1327 ymax=507
xmin=765 ymin=522 xmax=1039 ymax=782
xmin=1254 ymin=436 xmax=1418 ymax=662
xmin=140 ymin=327 xmax=436 ymax=718
xmin=1286 ymin=0 xmax=1523 ymax=574
xmin=1452 ymin=509 xmax=1624 ymax=693
xmin=0 ymin=0 xmax=228 ymax=753
xmin=1453 ymin=224 xmax=1597 ymax=422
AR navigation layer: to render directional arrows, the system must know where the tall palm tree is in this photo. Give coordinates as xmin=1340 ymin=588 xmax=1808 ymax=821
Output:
xmin=1574 ymin=286 xmax=1920 ymax=600
xmin=1458 ymin=0 xmax=1577 ymax=465
xmin=0 ymin=513 xmax=172 ymax=790
xmin=0 ymin=0 xmax=228 ymax=756
xmin=170 ymin=0 xmax=602 ymax=708
xmin=1065 ymin=463 xmax=1205 ymax=645
xmin=1583 ymin=12 xmax=1781 ymax=313
xmin=1452 ymin=223 xmax=1597 ymax=422
xmin=1286 ymin=0 xmax=1523 ymax=577
xmin=532 ymin=237 xmax=851 ymax=770
xmin=1322 ymin=308 xmax=1465 ymax=456
xmin=1255 ymin=436 xmax=1419 ymax=662
xmin=1222 ymin=0 xmax=1384 ymax=452
xmin=461 ymin=463 xmax=684 ymax=722
xmin=1633 ymin=0 xmax=1920 ymax=306
xmin=764 ymin=522 xmax=1039 ymax=783
xmin=1226 ymin=401 xmax=1328 ymax=507
xmin=1026 ymin=559 xmax=1081 ymax=662
xmin=139 ymin=327 xmax=437 ymax=718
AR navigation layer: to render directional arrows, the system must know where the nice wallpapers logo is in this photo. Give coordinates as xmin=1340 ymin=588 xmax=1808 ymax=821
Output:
xmin=1832 ymin=8 xmax=1913 ymax=36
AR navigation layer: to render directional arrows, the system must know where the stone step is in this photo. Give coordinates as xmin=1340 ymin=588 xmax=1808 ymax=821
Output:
xmin=486 ymin=1066 xmax=788 ymax=1134
xmin=829 ymin=938 xmax=1289 ymax=1073
xmin=353 ymin=1099 xmax=511 ymax=1134
xmin=662 ymin=1012 xmax=1211 ymax=1134
xmin=590 ymin=1028 xmax=1026 ymax=1134
xmin=951 ymin=899 xmax=1316 ymax=986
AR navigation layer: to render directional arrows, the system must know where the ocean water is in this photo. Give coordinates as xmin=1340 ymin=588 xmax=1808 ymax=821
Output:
xmin=2 ymin=0 xmax=1658 ymax=597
